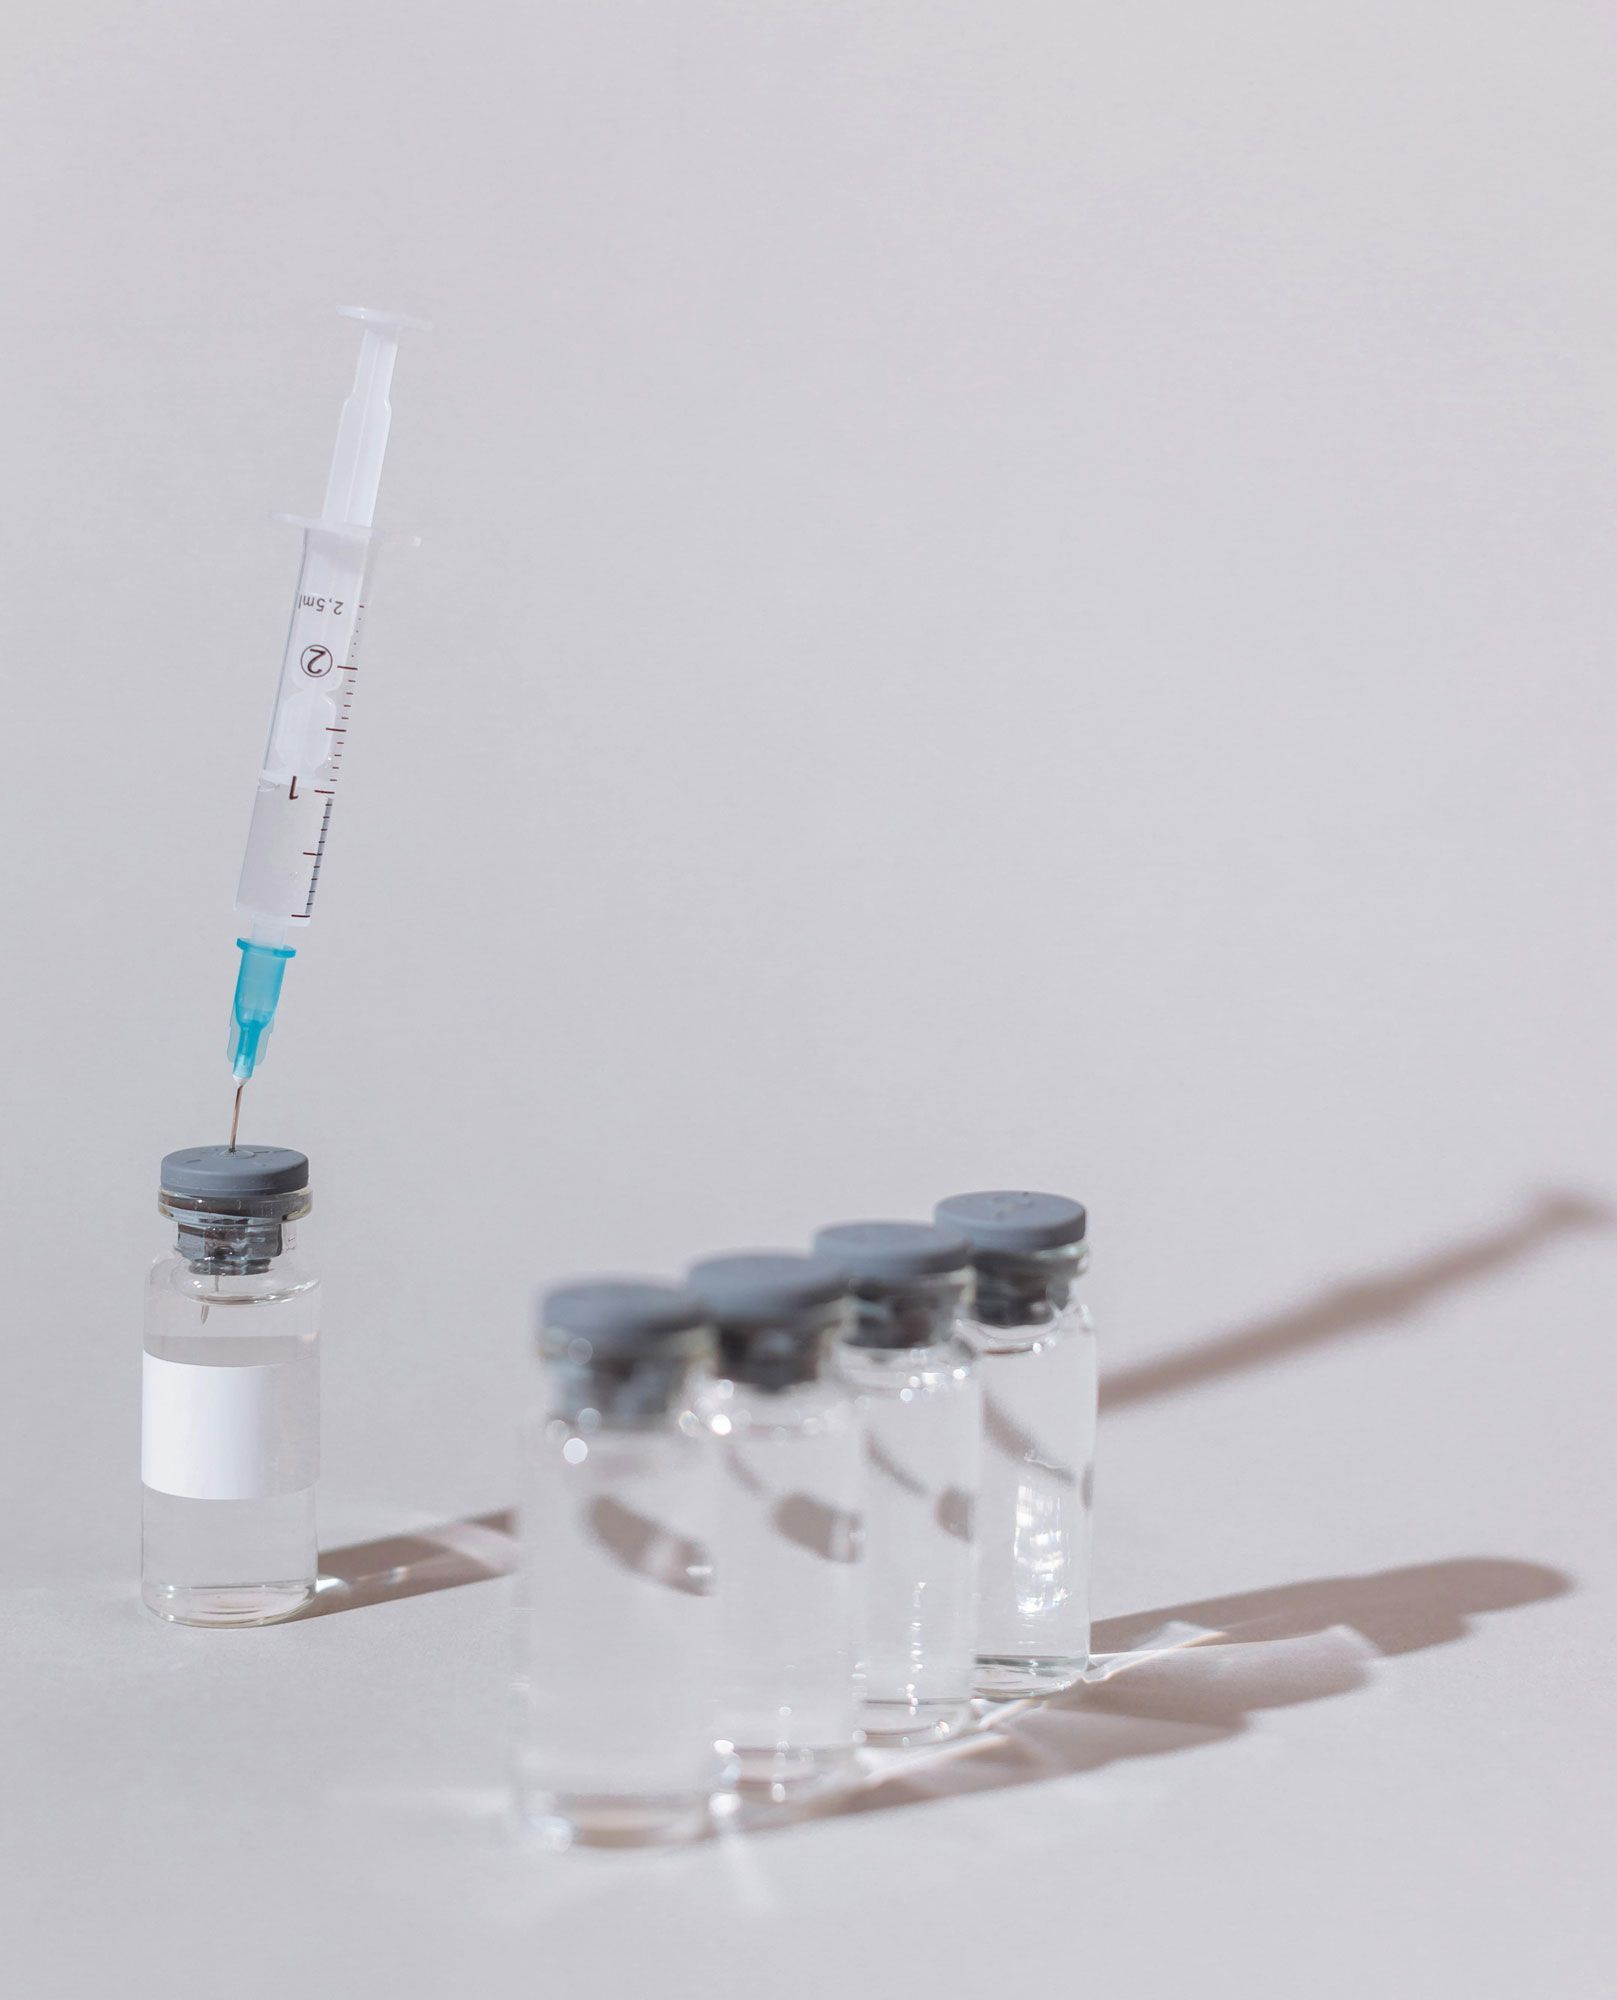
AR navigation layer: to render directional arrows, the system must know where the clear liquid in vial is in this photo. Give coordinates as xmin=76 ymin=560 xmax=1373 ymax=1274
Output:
xmin=839 ymin=1339 xmax=980 ymax=1744
xmin=708 ymin=1378 xmax=863 ymax=1797
xmin=969 ymin=1301 xmax=1096 ymax=1696
xmin=141 ymin=1260 xmax=319 ymax=1626
xmin=514 ymin=1418 xmax=721 ymax=1847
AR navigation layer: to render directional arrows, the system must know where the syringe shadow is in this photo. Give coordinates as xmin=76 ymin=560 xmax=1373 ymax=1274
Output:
xmin=300 ymin=1187 xmax=1608 ymax=1620
xmin=1101 ymin=1188 xmax=1610 ymax=1413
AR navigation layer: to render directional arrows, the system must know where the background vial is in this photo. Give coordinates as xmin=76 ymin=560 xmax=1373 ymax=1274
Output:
xmin=514 ymin=1280 xmax=723 ymax=1848
xmin=687 ymin=1253 xmax=862 ymax=1801
xmin=142 ymin=1145 xmax=319 ymax=1626
xmin=815 ymin=1222 xmax=981 ymax=1746
xmin=936 ymin=1191 xmax=1095 ymax=1697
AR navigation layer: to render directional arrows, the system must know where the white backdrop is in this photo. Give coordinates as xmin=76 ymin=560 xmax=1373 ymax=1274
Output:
xmin=2 ymin=4 xmax=1613 ymax=1995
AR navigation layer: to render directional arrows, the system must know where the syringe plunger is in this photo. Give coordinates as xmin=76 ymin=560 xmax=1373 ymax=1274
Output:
xmin=322 ymin=307 xmax=427 ymax=529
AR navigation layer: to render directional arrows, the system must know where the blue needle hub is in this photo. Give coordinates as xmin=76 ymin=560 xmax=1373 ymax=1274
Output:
xmin=229 ymin=939 xmax=296 ymax=1082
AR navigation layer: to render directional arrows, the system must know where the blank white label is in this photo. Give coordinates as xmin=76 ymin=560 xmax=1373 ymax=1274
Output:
xmin=142 ymin=1353 xmax=318 ymax=1500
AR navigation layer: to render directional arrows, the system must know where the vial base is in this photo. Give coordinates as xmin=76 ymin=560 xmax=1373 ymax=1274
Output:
xmin=729 ymin=1743 xmax=860 ymax=1802
xmin=516 ymin=1787 xmax=713 ymax=1850
xmin=141 ymin=1487 xmax=317 ymax=1627
xmin=974 ymin=1653 xmax=1088 ymax=1699
xmin=861 ymin=1696 xmax=973 ymax=1747
xmin=142 ymin=1578 xmax=315 ymax=1626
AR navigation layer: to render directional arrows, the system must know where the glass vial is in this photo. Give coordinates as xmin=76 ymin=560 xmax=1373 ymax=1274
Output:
xmin=514 ymin=1280 xmax=723 ymax=1848
xmin=686 ymin=1254 xmax=863 ymax=1801
xmin=815 ymin=1222 xmax=982 ymax=1746
xmin=937 ymin=1192 xmax=1095 ymax=1696
xmin=141 ymin=1145 xmax=320 ymax=1625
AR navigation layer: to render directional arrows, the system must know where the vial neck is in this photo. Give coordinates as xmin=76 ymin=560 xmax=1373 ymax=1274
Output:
xmin=176 ymin=1214 xmax=295 ymax=1276
xmin=716 ymin=1318 xmax=840 ymax=1393
xmin=843 ymin=1273 xmax=967 ymax=1351
xmin=544 ymin=1338 xmax=710 ymax=1424
xmin=969 ymin=1247 xmax=1086 ymax=1331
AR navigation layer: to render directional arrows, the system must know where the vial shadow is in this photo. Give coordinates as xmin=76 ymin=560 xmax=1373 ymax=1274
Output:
xmin=298 ymin=1509 xmax=516 ymax=1617
xmin=772 ymin=1556 xmax=1571 ymax=1828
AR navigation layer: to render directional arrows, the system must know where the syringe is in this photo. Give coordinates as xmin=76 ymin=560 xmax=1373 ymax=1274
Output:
xmin=228 ymin=306 xmax=426 ymax=1090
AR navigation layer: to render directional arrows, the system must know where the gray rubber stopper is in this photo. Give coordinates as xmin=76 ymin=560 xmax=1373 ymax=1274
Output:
xmin=540 ymin=1279 xmax=710 ymax=1356
xmin=812 ymin=1220 xmax=971 ymax=1285
xmin=160 ymin=1145 xmax=309 ymax=1199
xmin=934 ymin=1190 xmax=1087 ymax=1252
xmin=687 ymin=1253 xmax=847 ymax=1329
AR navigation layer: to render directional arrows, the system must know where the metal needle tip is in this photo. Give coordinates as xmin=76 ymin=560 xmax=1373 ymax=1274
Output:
xmin=229 ymin=1082 xmax=244 ymax=1152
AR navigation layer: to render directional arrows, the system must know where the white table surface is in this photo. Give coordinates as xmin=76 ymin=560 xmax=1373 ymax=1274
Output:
xmin=8 ymin=1209 xmax=1613 ymax=1999
xmin=4 ymin=4 xmax=1613 ymax=1993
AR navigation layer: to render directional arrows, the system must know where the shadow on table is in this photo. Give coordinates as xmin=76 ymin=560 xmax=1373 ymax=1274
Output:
xmin=1100 ymin=1189 xmax=1610 ymax=1414
xmin=792 ymin=1555 xmax=1571 ymax=1827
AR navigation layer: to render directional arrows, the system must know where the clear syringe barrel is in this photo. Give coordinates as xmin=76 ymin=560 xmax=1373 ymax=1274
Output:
xmin=227 ymin=306 xmax=424 ymax=1082
xmin=234 ymin=522 xmax=377 ymax=937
